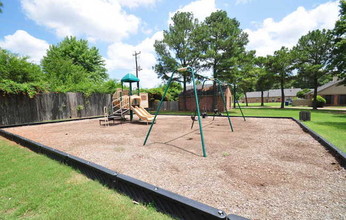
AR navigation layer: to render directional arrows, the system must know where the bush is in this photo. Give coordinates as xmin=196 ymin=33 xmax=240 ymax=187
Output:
xmin=296 ymin=88 xmax=311 ymax=98
xmin=0 ymin=79 xmax=48 ymax=98
xmin=313 ymin=95 xmax=326 ymax=107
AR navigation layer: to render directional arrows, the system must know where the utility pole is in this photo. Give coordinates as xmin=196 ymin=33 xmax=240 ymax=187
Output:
xmin=133 ymin=51 xmax=141 ymax=95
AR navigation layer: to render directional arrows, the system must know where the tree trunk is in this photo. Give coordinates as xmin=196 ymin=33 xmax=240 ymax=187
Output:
xmin=183 ymin=75 xmax=187 ymax=111
xmin=233 ymin=84 xmax=237 ymax=109
xmin=212 ymin=66 xmax=217 ymax=110
xmin=245 ymin=92 xmax=248 ymax=106
xmin=280 ymin=77 xmax=285 ymax=109
xmin=312 ymin=75 xmax=318 ymax=110
xmin=212 ymin=80 xmax=217 ymax=110
xmin=261 ymin=90 xmax=264 ymax=106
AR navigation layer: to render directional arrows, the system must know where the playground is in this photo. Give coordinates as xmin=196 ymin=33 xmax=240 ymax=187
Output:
xmin=4 ymin=115 xmax=345 ymax=219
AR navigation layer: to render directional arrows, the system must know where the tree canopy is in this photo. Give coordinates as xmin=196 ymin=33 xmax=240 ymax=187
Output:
xmin=0 ymin=48 xmax=47 ymax=97
xmin=1 ymin=37 xmax=120 ymax=97
xmin=330 ymin=0 xmax=346 ymax=82
xmin=0 ymin=49 xmax=44 ymax=83
xmin=42 ymin=36 xmax=107 ymax=87
xmin=266 ymin=47 xmax=294 ymax=108
xmin=41 ymin=36 xmax=115 ymax=94
xmin=153 ymin=11 xmax=199 ymax=110
xmin=197 ymin=10 xmax=248 ymax=80
xmin=193 ymin=10 xmax=249 ymax=108
xmin=293 ymin=29 xmax=334 ymax=109
xmin=254 ymin=56 xmax=274 ymax=106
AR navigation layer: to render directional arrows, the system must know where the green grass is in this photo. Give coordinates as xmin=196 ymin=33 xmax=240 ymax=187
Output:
xmin=0 ymin=139 xmax=173 ymax=220
xmin=155 ymin=108 xmax=346 ymax=153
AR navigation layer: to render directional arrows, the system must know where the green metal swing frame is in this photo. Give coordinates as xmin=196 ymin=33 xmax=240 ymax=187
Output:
xmin=143 ymin=67 xmax=245 ymax=157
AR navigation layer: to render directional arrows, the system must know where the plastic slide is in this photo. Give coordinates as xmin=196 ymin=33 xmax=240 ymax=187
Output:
xmin=138 ymin=107 xmax=154 ymax=117
xmin=131 ymin=106 xmax=154 ymax=124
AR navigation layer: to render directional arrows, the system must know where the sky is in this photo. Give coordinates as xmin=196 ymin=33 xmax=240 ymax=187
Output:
xmin=0 ymin=0 xmax=341 ymax=88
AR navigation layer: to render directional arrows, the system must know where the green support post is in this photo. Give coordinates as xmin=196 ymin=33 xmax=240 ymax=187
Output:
xmin=228 ymin=83 xmax=246 ymax=121
xmin=190 ymin=67 xmax=207 ymax=157
xmin=217 ymin=79 xmax=234 ymax=132
xmin=143 ymin=71 xmax=176 ymax=146
xmin=121 ymin=82 xmax=123 ymax=103
xmin=129 ymin=83 xmax=133 ymax=121
xmin=191 ymin=78 xmax=207 ymax=130
xmin=236 ymin=99 xmax=246 ymax=121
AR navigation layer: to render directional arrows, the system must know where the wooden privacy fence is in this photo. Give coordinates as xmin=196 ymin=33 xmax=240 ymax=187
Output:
xmin=151 ymin=101 xmax=179 ymax=112
xmin=0 ymin=92 xmax=112 ymax=126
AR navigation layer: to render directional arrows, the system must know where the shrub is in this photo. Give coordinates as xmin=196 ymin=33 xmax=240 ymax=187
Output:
xmin=313 ymin=95 xmax=326 ymax=107
xmin=296 ymin=88 xmax=311 ymax=99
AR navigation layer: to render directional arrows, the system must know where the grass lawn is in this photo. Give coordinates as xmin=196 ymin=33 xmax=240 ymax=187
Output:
xmin=155 ymin=108 xmax=346 ymax=153
xmin=0 ymin=138 xmax=172 ymax=220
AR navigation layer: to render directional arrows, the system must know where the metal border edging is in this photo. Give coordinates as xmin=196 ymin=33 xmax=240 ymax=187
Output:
xmin=291 ymin=118 xmax=346 ymax=168
xmin=1 ymin=114 xmax=345 ymax=218
xmin=0 ymin=128 xmax=248 ymax=220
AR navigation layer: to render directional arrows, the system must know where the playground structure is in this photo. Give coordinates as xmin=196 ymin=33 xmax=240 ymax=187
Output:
xmin=143 ymin=67 xmax=246 ymax=157
xmin=106 ymin=73 xmax=154 ymax=124
xmin=5 ymin=115 xmax=344 ymax=220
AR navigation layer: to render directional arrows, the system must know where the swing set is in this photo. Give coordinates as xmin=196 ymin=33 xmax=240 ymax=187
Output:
xmin=143 ymin=67 xmax=246 ymax=157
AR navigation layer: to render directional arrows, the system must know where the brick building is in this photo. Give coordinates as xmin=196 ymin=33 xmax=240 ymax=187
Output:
xmin=178 ymin=84 xmax=232 ymax=112
xmin=306 ymin=78 xmax=346 ymax=106
xmin=244 ymin=88 xmax=302 ymax=103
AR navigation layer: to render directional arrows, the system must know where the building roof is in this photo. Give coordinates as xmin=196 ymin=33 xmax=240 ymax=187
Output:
xmin=246 ymin=88 xmax=302 ymax=98
xmin=246 ymin=91 xmax=269 ymax=98
xmin=307 ymin=78 xmax=344 ymax=93
xmin=121 ymin=73 xmax=140 ymax=82
xmin=186 ymin=84 xmax=213 ymax=90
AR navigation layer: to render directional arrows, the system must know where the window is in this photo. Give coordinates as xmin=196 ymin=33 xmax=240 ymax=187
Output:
xmin=324 ymin=95 xmax=333 ymax=105
xmin=339 ymin=95 xmax=346 ymax=105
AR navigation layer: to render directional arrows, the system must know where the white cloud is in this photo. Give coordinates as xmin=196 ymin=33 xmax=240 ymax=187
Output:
xmin=21 ymin=0 xmax=140 ymax=42
xmin=118 ymin=0 xmax=158 ymax=8
xmin=235 ymin=0 xmax=252 ymax=5
xmin=168 ymin=0 xmax=217 ymax=23
xmin=106 ymin=31 xmax=164 ymax=88
xmin=245 ymin=1 xmax=339 ymax=56
xmin=0 ymin=30 xmax=49 ymax=63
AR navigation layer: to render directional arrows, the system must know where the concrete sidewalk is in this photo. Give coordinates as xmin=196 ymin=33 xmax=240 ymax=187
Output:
xmin=238 ymin=106 xmax=346 ymax=111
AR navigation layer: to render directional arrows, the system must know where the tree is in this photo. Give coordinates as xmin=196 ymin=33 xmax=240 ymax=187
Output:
xmin=266 ymin=47 xmax=294 ymax=109
xmin=153 ymin=12 xmax=199 ymax=110
xmin=233 ymin=51 xmax=256 ymax=107
xmin=41 ymin=36 xmax=107 ymax=90
xmin=142 ymin=82 xmax=183 ymax=103
xmin=0 ymin=48 xmax=47 ymax=97
xmin=330 ymin=0 xmax=346 ymax=83
xmin=0 ymin=48 xmax=44 ymax=83
xmin=293 ymin=29 xmax=334 ymax=110
xmin=197 ymin=10 xmax=249 ymax=109
xmin=296 ymin=88 xmax=311 ymax=99
xmin=254 ymin=56 xmax=274 ymax=106
xmin=0 ymin=1 xmax=3 ymax=13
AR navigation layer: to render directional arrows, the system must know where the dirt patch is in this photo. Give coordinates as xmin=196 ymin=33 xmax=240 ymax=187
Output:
xmin=66 ymin=173 xmax=89 ymax=185
xmin=4 ymin=116 xmax=346 ymax=219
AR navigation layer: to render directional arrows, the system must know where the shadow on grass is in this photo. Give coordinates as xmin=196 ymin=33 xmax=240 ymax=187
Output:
xmin=310 ymin=121 xmax=346 ymax=131
xmin=332 ymin=114 xmax=346 ymax=119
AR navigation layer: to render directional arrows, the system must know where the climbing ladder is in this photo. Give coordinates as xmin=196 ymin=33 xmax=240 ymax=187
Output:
xmin=110 ymin=96 xmax=130 ymax=119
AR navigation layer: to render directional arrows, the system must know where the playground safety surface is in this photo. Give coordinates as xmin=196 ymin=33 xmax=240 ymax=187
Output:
xmin=5 ymin=116 xmax=346 ymax=219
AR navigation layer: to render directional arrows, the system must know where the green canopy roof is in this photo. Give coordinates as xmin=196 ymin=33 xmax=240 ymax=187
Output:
xmin=121 ymin=73 xmax=140 ymax=82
